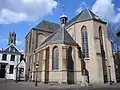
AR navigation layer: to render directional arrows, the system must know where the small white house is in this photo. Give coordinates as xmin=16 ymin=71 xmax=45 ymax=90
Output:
xmin=0 ymin=43 xmax=26 ymax=80
xmin=0 ymin=31 xmax=26 ymax=80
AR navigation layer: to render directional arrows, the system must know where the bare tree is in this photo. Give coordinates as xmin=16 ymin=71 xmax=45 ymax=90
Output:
xmin=107 ymin=22 xmax=120 ymax=52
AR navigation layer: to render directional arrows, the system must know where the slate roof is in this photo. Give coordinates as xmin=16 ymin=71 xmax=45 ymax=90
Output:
xmin=0 ymin=50 xmax=21 ymax=55
xmin=41 ymin=26 xmax=77 ymax=46
xmin=66 ymin=8 xmax=106 ymax=26
xmin=34 ymin=20 xmax=60 ymax=33
xmin=3 ymin=43 xmax=21 ymax=54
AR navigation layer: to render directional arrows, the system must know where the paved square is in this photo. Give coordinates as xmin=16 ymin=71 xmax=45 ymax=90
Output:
xmin=1 ymin=79 xmax=120 ymax=90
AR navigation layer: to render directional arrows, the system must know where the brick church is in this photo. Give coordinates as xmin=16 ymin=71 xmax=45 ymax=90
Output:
xmin=25 ymin=8 xmax=116 ymax=84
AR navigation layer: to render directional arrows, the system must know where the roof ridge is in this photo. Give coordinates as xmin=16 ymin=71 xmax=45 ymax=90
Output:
xmin=4 ymin=43 xmax=21 ymax=53
xmin=66 ymin=8 xmax=106 ymax=26
xmin=86 ymin=8 xmax=93 ymax=18
xmin=42 ymin=20 xmax=59 ymax=25
xmin=34 ymin=19 xmax=60 ymax=33
xmin=66 ymin=10 xmax=83 ymax=25
xmin=39 ymin=26 xmax=77 ymax=46
xmin=39 ymin=27 xmax=61 ymax=46
xmin=35 ymin=20 xmax=60 ymax=28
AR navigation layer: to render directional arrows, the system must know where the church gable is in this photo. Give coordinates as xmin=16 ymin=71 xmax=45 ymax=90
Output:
xmin=66 ymin=8 xmax=106 ymax=26
xmin=40 ymin=26 xmax=77 ymax=46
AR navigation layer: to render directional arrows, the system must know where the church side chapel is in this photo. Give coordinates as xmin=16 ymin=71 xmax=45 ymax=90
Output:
xmin=25 ymin=8 xmax=116 ymax=84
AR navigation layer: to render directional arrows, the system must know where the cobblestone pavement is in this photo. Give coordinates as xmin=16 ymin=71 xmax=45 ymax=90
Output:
xmin=0 ymin=78 xmax=120 ymax=90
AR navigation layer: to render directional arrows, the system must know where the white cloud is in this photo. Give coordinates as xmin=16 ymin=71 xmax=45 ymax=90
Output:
xmin=0 ymin=9 xmax=28 ymax=23
xmin=118 ymin=8 xmax=120 ymax=12
xmin=92 ymin=0 xmax=120 ymax=23
xmin=16 ymin=40 xmax=23 ymax=45
xmin=76 ymin=2 xmax=87 ymax=14
xmin=0 ymin=36 xmax=7 ymax=42
xmin=0 ymin=0 xmax=58 ymax=24
xmin=113 ymin=13 xmax=120 ymax=23
xmin=20 ymin=49 xmax=24 ymax=52
xmin=76 ymin=7 xmax=82 ymax=14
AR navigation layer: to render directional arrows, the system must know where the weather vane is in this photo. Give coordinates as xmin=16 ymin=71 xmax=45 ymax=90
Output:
xmin=62 ymin=5 xmax=65 ymax=15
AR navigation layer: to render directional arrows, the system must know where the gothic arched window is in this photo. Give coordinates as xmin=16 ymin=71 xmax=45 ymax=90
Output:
xmin=99 ymin=26 xmax=103 ymax=46
xmin=99 ymin=26 xmax=105 ymax=58
xmin=52 ymin=46 xmax=59 ymax=70
xmin=81 ymin=26 xmax=89 ymax=58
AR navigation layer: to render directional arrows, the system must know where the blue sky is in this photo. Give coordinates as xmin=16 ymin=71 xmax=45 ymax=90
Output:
xmin=0 ymin=0 xmax=120 ymax=51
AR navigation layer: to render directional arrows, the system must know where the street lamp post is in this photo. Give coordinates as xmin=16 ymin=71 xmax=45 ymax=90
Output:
xmin=108 ymin=65 xmax=112 ymax=85
xmin=16 ymin=67 xmax=18 ymax=83
xmin=15 ymin=55 xmax=20 ymax=83
xmin=35 ymin=62 xmax=39 ymax=86
xmin=5 ymin=64 xmax=9 ymax=83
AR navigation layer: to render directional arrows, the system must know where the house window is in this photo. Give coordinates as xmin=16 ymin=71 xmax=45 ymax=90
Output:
xmin=20 ymin=54 xmax=24 ymax=62
xmin=2 ymin=54 xmax=7 ymax=60
xmin=9 ymin=65 xmax=14 ymax=74
xmin=10 ymin=55 xmax=15 ymax=61
xmin=52 ymin=46 xmax=59 ymax=70
xmin=81 ymin=26 xmax=89 ymax=58
xmin=10 ymin=46 xmax=15 ymax=52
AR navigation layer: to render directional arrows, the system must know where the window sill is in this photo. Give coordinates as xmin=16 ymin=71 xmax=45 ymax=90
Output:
xmin=52 ymin=69 xmax=59 ymax=72
xmin=96 ymin=53 xmax=101 ymax=55
xmin=2 ymin=59 xmax=7 ymax=61
xmin=84 ymin=58 xmax=90 ymax=60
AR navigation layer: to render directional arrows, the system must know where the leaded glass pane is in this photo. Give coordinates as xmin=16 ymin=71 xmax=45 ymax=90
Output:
xmin=52 ymin=46 xmax=59 ymax=70
xmin=99 ymin=27 xmax=103 ymax=46
xmin=81 ymin=26 xmax=89 ymax=58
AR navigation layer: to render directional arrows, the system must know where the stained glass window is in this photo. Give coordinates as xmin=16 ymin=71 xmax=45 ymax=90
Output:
xmin=81 ymin=26 xmax=89 ymax=58
xmin=99 ymin=26 xmax=103 ymax=46
xmin=52 ymin=46 xmax=59 ymax=70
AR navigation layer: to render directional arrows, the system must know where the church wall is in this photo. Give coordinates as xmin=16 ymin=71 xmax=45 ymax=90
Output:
xmin=31 ymin=55 xmax=35 ymax=81
xmin=36 ymin=31 xmax=52 ymax=48
xmin=27 ymin=54 xmax=36 ymax=81
xmin=25 ymin=16 xmax=116 ymax=84
xmin=25 ymin=29 xmax=51 ymax=55
xmin=65 ymin=45 xmax=77 ymax=83
xmin=25 ymin=30 xmax=34 ymax=80
xmin=74 ymin=47 xmax=82 ymax=83
xmin=31 ymin=30 xmax=36 ymax=51
xmin=41 ymin=50 xmax=45 ymax=82
xmin=93 ymin=21 xmax=116 ymax=83
xmin=66 ymin=20 xmax=107 ymax=83
xmin=43 ymin=44 xmax=77 ymax=84
xmin=25 ymin=29 xmax=52 ymax=81
xmin=106 ymin=39 xmax=116 ymax=82
xmin=36 ymin=52 xmax=42 ymax=82
xmin=26 ymin=56 xmax=30 ymax=80
xmin=33 ymin=51 xmax=43 ymax=82
xmin=25 ymin=32 xmax=31 ymax=79
xmin=36 ymin=33 xmax=45 ymax=48
xmin=92 ymin=21 xmax=107 ymax=83
xmin=48 ymin=44 xmax=64 ymax=83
